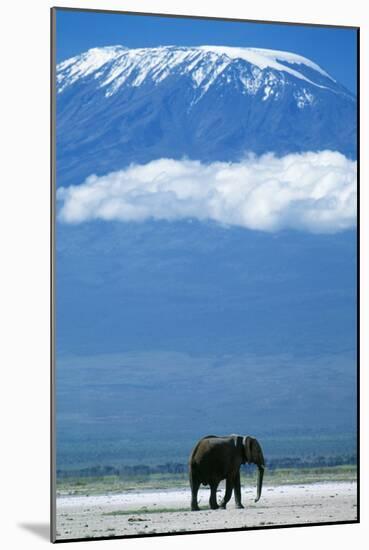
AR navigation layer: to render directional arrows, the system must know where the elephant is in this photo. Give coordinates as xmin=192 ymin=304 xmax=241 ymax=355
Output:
xmin=189 ymin=434 xmax=265 ymax=511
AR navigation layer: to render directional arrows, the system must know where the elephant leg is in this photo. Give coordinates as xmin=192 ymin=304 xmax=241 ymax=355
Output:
xmin=209 ymin=482 xmax=219 ymax=510
xmin=234 ymin=471 xmax=244 ymax=509
xmin=190 ymin=472 xmax=201 ymax=511
xmin=220 ymin=477 xmax=234 ymax=509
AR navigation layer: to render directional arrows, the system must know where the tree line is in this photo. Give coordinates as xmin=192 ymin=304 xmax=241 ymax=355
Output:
xmin=57 ymin=454 xmax=356 ymax=479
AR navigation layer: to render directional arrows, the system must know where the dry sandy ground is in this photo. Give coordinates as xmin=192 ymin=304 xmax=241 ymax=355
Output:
xmin=56 ymin=482 xmax=357 ymax=541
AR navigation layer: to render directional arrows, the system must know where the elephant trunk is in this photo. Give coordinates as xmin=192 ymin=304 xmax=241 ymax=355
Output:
xmin=255 ymin=465 xmax=264 ymax=503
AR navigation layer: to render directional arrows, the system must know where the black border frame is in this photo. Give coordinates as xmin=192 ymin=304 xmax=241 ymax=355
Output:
xmin=50 ymin=6 xmax=360 ymax=544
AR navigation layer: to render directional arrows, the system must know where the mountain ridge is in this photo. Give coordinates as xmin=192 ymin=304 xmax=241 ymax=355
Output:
xmin=57 ymin=44 xmax=353 ymax=98
xmin=56 ymin=44 xmax=357 ymax=189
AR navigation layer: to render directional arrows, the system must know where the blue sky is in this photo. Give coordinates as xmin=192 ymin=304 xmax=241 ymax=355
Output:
xmin=55 ymin=8 xmax=358 ymax=94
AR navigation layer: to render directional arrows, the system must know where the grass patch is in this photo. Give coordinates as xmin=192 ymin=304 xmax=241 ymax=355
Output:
xmin=266 ymin=465 xmax=357 ymax=486
xmin=103 ymin=506 xmax=190 ymax=516
xmin=56 ymin=465 xmax=357 ymax=497
xmin=57 ymin=472 xmax=189 ymax=496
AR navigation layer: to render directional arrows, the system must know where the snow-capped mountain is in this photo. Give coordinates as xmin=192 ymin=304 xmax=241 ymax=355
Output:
xmin=57 ymin=45 xmax=342 ymax=96
xmin=56 ymin=45 xmax=356 ymax=187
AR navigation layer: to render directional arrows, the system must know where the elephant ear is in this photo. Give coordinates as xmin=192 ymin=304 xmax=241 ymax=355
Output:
xmin=244 ymin=436 xmax=253 ymax=464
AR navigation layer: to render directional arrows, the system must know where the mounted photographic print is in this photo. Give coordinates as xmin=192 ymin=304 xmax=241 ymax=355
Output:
xmin=51 ymin=7 xmax=359 ymax=542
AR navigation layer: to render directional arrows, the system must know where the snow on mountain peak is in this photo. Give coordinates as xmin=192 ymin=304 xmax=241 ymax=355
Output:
xmin=57 ymin=44 xmax=337 ymax=98
xmin=199 ymin=45 xmax=334 ymax=82
xmin=57 ymin=46 xmax=127 ymax=92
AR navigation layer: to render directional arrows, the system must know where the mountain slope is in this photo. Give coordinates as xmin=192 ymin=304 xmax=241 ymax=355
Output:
xmin=56 ymin=45 xmax=357 ymax=187
xmin=56 ymin=220 xmax=357 ymax=467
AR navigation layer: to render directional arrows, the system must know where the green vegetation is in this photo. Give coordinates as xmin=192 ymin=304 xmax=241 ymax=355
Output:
xmin=57 ymin=472 xmax=189 ymax=496
xmin=103 ymin=507 xmax=190 ymax=516
xmin=265 ymin=464 xmax=356 ymax=486
xmin=56 ymin=464 xmax=356 ymax=497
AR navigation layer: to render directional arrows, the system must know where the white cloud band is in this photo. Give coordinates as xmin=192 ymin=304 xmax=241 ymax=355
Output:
xmin=57 ymin=151 xmax=357 ymax=233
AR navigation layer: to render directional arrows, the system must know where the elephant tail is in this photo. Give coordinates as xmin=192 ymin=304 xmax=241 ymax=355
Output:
xmin=189 ymin=458 xmax=208 ymax=486
xmin=189 ymin=442 xmax=201 ymax=466
xmin=189 ymin=435 xmax=218 ymax=476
